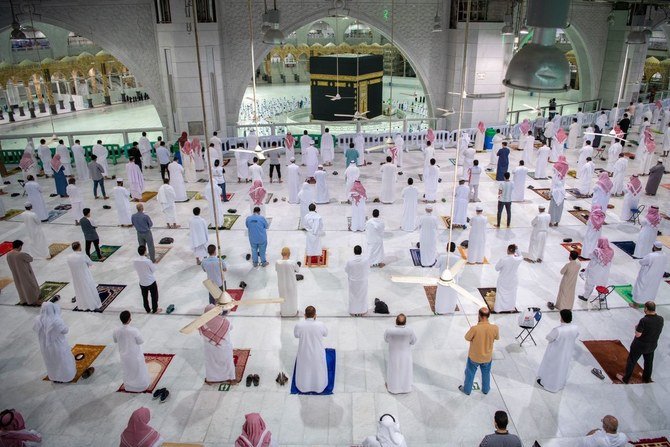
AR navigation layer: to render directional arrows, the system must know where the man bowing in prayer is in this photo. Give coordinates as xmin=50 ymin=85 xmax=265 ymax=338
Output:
xmin=199 ymin=305 xmax=235 ymax=384
xmin=276 ymin=247 xmax=300 ymax=317
xmin=7 ymin=240 xmax=41 ymax=306
xmin=384 ymin=313 xmax=417 ymax=394
xmin=114 ymin=311 xmax=151 ymax=393
xmin=366 ymin=209 xmax=385 ymax=268
xmin=380 ymin=156 xmax=397 ymax=204
xmin=293 ymin=306 xmax=329 ymax=393
xmin=67 ymin=242 xmax=102 ymax=311
xmin=345 ymin=245 xmax=369 ymax=316
xmin=125 ymin=157 xmax=145 ymax=201
xmin=400 ymin=178 xmax=418 ymax=232
xmin=417 ymin=205 xmax=439 ymax=267
xmin=493 ymin=244 xmax=523 ymax=313
xmin=22 ymin=203 xmax=50 ymax=259
xmin=536 ymin=309 xmax=580 ymax=393
xmin=113 ymin=179 xmax=133 ymax=227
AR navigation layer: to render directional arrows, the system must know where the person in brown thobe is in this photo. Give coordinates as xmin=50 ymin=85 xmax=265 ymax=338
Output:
xmin=644 ymin=160 xmax=664 ymax=196
xmin=548 ymin=250 xmax=580 ymax=310
xmin=6 ymin=240 xmax=41 ymax=305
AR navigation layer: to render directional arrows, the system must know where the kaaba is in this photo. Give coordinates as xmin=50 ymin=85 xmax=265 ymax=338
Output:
xmin=309 ymin=54 xmax=383 ymax=121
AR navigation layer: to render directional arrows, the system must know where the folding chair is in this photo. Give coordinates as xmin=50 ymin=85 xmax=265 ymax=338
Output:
xmin=591 ymin=285 xmax=614 ymax=310
xmin=627 ymin=204 xmax=645 ymax=225
xmin=515 ymin=307 xmax=542 ymax=346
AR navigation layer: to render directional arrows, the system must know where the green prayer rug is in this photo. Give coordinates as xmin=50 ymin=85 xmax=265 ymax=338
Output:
xmin=90 ymin=245 xmax=121 ymax=262
xmin=39 ymin=281 xmax=69 ymax=302
xmin=613 ymin=284 xmax=643 ymax=308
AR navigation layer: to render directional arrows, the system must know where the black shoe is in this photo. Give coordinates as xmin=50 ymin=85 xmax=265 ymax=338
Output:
xmin=546 ymin=302 xmax=555 ymax=310
xmin=246 ymin=374 xmax=253 ymax=387
xmin=536 ymin=378 xmax=544 ymax=387
xmin=159 ymin=389 xmax=170 ymax=403
xmin=578 ymin=295 xmax=587 ymax=301
xmin=239 ymin=281 xmax=247 ymax=289
xmin=252 ymin=374 xmax=259 ymax=387
xmin=153 ymin=387 xmax=166 ymax=399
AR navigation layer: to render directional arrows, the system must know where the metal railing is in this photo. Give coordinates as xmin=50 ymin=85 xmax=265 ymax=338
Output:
xmin=507 ymin=98 xmax=602 ymax=125
xmin=0 ymin=126 xmax=166 ymax=149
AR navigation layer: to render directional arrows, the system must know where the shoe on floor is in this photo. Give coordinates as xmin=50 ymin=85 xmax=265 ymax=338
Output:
xmin=159 ymin=389 xmax=170 ymax=403
xmin=252 ymin=374 xmax=259 ymax=386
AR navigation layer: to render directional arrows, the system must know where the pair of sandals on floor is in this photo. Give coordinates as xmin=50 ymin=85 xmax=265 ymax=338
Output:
xmin=244 ymin=372 xmax=289 ymax=386
xmin=152 ymin=387 xmax=170 ymax=403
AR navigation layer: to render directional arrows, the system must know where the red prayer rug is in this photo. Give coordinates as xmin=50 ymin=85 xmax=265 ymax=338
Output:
xmin=0 ymin=241 xmax=13 ymax=256
xmin=560 ymin=242 xmax=589 ymax=261
xmin=305 ymin=249 xmax=328 ymax=267
xmin=118 ymin=353 xmax=174 ymax=393
xmin=582 ymin=339 xmax=645 ymax=384
xmin=630 ymin=437 xmax=670 ymax=446
xmin=232 ymin=349 xmax=250 ymax=384
xmin=225 ymin=289 xmax=243 ymax=312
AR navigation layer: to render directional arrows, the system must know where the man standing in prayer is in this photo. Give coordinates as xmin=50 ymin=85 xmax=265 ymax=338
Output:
xmin=55 ymin=139 xmax=72 ymax=177
xmin=534 ymin=142 xmax=551 ymax=179
xmin=34 ymin=302 xmax=79 ymax=383
xmin=22 ymin=203 xmax=50 ymax=259
xmin=548 ymin=251 xmax=580 ymax=310
xmin=300 ymin=130 xmax=312 ymax=165
xmin=495 ymin=172 xmax=513 ymax=228
xmin=526 ymin=205 xmax=550 ymax=263
xmin=634 ymin=206 xmax=661 ymax=258
xmin=582 ymin=204 xmax=606 ymax=258
xmin=521 ymin=130 xmax=535 ymax=166
xmin=189 ymin=207 xmax=209 ymax=265
xmin=114 ymin=310 xmax=151 ymax=392
xmin=314 ymin=165 xmax=329 ymax=204
xmin=303 ymin=142 xmax=320 ymax=179
xmin=24 ymin=175 xmax=48 ymax=221
xmin=156 ymin=141 xmax=171 ymax=182
xmin=536 ymin=309 xmax=580 ymax=392
xmin=567 ymin=117 xmax=580 ymax=150
xmin=577 ymin=141 xmax=594 ymax=177
xmin=88 ymin=154 xmax=109 ymax=200
xmin=459 ymin=307 xmax=499 ymax=395
xmin=621 ymin=175 xmax=642 ymax=221
xmin=246 ymin=206 xmax=269 ymax=267
xmin=168 ymin=158 xmax=187 ymax=202
xmin=37 ymin=139 xmax=53 ymax=178
xmin=423 ymin=140 xmax=435 ymax=175
xmin=469 ymin=159 xmax=482 ymax=202
xmin=580 ymin=415 xmax=628 ymax=447
xmin=320 ymin=128 xmax=334 ymax=166
xmin=211 ymin=159 xmax=227 ymax=201
xmin=127 ymin=142 xmax=142 ymax=171
xmin=71 ymin=139 xmax=89 ymax=181
xmin=578 ymin=157 xmax=595 ymax=196
xmin=303 ymin=203 xmax=324 ymax=260
xmin=490 ymin=129 xmax=503 ymax=167
xmin=611 ymin=152 xmax=628 ymax=196
xmin=249 ymin=157 xmax=263 ymax=183
xmin=138 ymin=132 xmax=153 ymax=169
xmin=495 ymin=141 xmax=510 ymax=181
xmin=344 ymin=160 xmax=360 ymax=199
xmin=200 ymin=304 xmax=235 ymax=384
xmin=268 ymin=142 xmax=282 ymax=183
xmin=345 ymin=245 xmax=369 ymax=316
xmin=401 ymin=178 xmax=418 ymax=232
xmin=6 ymin=240 xmax=40 ymax=306
xmin=394 ymin=133 xmax=405 ymax=168
xmin=210 ymin=131 xmax=223 ymax=160
xmin=113 ymin=179 xmax=133 ymax=227
xmin=644 ymin=160 xmax=664 ymax=195
xmin=384 ymin=313 xmax=417 ymax=394
xmin=607 ymin=139 xmax=623 ymax=173
xmin=632 ymin=242 xmax=667 ymax=304
xmin=157 ymin=178 xmax=178 ymax=228
xmin=452 ymin=179 xmax=469 ymax=228
xmin=380 ymin=156 xmax=397 ymax=204
xmin=234 ymin=142 xmax=250 ymax=183
xmin=131 ymin=204 xmax=156 ymax=263
xmin=366 ymin=209 xmax=385 ymax=267
xmin=616 ymin=301 xmax=664 ymax=384
xmin=494 ymin=244 xmax=523 ymax=313
xmin=91 ymin=140 xmax=109 ymax=178
xmin=466 ymin=206 xmax=487 ymax=264
xmin=67 ymin=241 xmax=102 ymax=311
xmin=424 ymin=158 xmax=439 ymax=203
xmin=297 ymin=181 xmax=315 ymax=229
xmin=79 ymin=208 xmax=103 ymax=260
xmin=201 ymin=244 xmax=227 ymax=305
xmin=133 ymin=245 xmax=160 ymax=314
xmin=287 ymin=158 xmax=301 ymax=204
xmin=579 ymin=237 xmax=614 ymax=302
xmin=67 ymin=178 xmax=84 ymax=225
xmin=293 ymin=306 xmax=329 ymax=393
xmin=276 ymin=247 xmax=300 ymax=317
xmin=349 ymin=180 xmax=367 ymax=232
xmin=345 ymin=142 xmax=359 ymax=167
xmin=125 ymin=157 xmax=144 ymax=201
xmin=511 ymin=160 xmax=529 ymax=202
xmin=479 ymin=411 xmax=522 ymax=447
xmin=204 ymin=180 xmax=224 ymax=228
xmin=417 ymin=205 xmax=439 ymax=267
xmin=354 ymin=131 xmax=366 ymax=166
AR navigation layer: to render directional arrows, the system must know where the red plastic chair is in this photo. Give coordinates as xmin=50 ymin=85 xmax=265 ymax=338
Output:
xmin=592 ymin=285 xmax=614 ymax=310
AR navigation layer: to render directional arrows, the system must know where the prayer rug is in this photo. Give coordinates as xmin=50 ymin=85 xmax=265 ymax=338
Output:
xmin=118 ymin=353 xmax=174 ymax=393
xmin=4 ymin=167 xmax=21 ymax=176
xmin=611 ymin=241 xmax=636 ymax=258
xmin=193 ymin=192 xmax=205 ymax=200
xmin=163 ymin=444 xmax=203 ymax=447
xmin=43 ymin=344 xmax=105 ymax=383
xmin=264 ymin=192 xmax=273 ymax=204
xmin=661 ymin=184 xmax=670 ymax=190
xmin=185 ymin=191 xmax=198 ymax=201
xmin=154 ymin=246 xmax=171 ymax=264
xmin=226 ymin=193 xmax=234 ymax=201
xmin=197 ymin=178 xmax=207 ymax=183
xmin=222 ymin=214 xmax=239 ymax=230
xmin=486 ymin=214 xmax=520 ymax=228
xmin=613 ymin=284 xmax=643 ymax=308
xmin=560 ymin=242 xmax=589 ymax=261
xmin=1 ymin=209 xmax=23 ymax=221
xmin=567 ymin=170 xmax=577 ymax=179
xmin=486 ymin=171 xmax=497 ymax=181
xmin=424 ymin=286 xmax=459 ymax=314
xmin=566 ymin=188 xmax=591 ymax=199
xmin=449 ymin=158 xmax=456 ymax=165
xmin=225 ymin=289 xmax=244 ymax=312
xmin=582 ymin=340 xmax=644 ymax=383
xmin=39 ymin=281 xmax=68 ymax=302
xmin=658 ymin=236 xmax=670 ymax=249
xmin=90 ymin=245 xmax=121 ymax=262
xmin=457 ymin=246 xmax=488 ymax=264
xmin=0 ymin=241 xmax=12 ymax=256
xmin=478 ymin=287 xmax=519 ymax=314
xmin=73 ymin=284 xmax=126 ymax=312
xmin=46 ymin=209 xmax=67 ymax=223
xmin=48 ymin=243 xmax=69 ymax=259
xmin=231 ymin=348 xmax=250 ymax=384
xmin=410 ymin=248 xmax=422 ymax=267
xmin=305 ymin=249 xmax=328 ymax=268
xmin=567 ymin=209 xmax=606 ymax=225
xmin=527 ymin=171 xmax=547 ymax=180
xmin=441 ymin=216 xmax=451 ymax=228
xmin=623 ymin=152 xmax=636 ymax=159
xmin=630 ymin=437 xmax=670 ymax=447
xmin=54 ymin=204 xmax=72 ymax=210
xmin=290 ymin=348 xmax=336 ymax=395
xmin=0 ymin=278 xmax=12 ymax=290
xmin=222 ymin=159 xmax=230 ymax=166
xmin=529 ymin=188 xmax=551 ymax=200
xmin=139 ymin=191 xmax=158 ymax=202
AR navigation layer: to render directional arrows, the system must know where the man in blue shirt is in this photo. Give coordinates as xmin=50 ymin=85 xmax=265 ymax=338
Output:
xmin=201 ymin=244 xmax=228 ymax=304
xmin=245 ymin=206 xmax=269 ymax=267
xmin=345 ymin=142 xmax=359 ymax=167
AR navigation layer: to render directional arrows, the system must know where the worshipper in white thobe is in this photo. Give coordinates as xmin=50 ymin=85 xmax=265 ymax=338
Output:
xmin=189 ymin=208 xmax=209 ymax=264
xmin=210 ymin=132 xmax=223 ymax=161
xmin=609 ymin=104 xmax=620 ymax=126
xmin=579 ymin=237 xmax=614 ymax=301
xmin=458 ymin=131 xmax=470 ymax=166
xmin=577 ymin=142 xmax=594 ymax=177
xmin=55 ymin=140 xmax=72 ymax=176
xmin=314 ymin=165 xmax=330 ymax=204
xmin=549 ymin=156 xmax=569 ymax=226
xmin=423 ymin=140 xmax=435 ymax=173
xmin=276 ymin=247 xmax=300 ymax=317
xmin=138 ymin=133 xmax=153 ymax=169
xmin=66 ymin=178 xmax=84 ymax=225
xmin=467 ymin=206 xmax=487 ymax=264
xmin=380 ymin=157 xmax=398 ymax=204
xmin=469 ymin=160 xmax=482 ymax=202
xmin=592 ymin=172 xmax=613 ymax=210
xmin=611 ymin=153 xmax=628 ymax=196
xmin=287 ymin=158 xmax=301 ymax=204
xmin=567 ymin=118 xmax=580 ymax=150
xmin=354 ymin=132 xmax=366 ymax=166
xmin=534 ymin=143 xmax=551 ymax=179
xmin=511 ymin=161 xmax=529 ymax=202
xmin=303 ymin=204 xmax=324 ymax=257
xmin=543 ymin=120 xmax=555 ymax=146
xmin=234 ymin=143 xmax=250 ymax=183
xmin=320 ymin=128 xmax=335 ymax=165
xmin=578 ymin=158 xmax=595 ymax=196
xmin=638 ymin=128 xmax=656 ymax=176
xmin=37 ymin=140 xmax=53 ymax=177
xmin=297 ymin=182 xmax=315 ymax=229
xmin=113 ymin=179 xmax=133 ymax=226
xmin=345 ymin=245 xmax=369 ymax=315
xmin=71 ymin=140 xmax=89 ymax=181
xmin=401 ymin=178 xmax=418 ymax=232
xmin=199 ymin=305 xmax=235 ymax=383
xmin=125 ymin=160 xmax=145 ymax=201
xmin=493 ymin=244 xmax=523 ymax=312
xmin=621 ymin=175 xmax=642 ymax=221
xmin=299 ymin=131 xmax=312 ymax=165
xmin=249 ymin=158 xmax=263 ymax=183
xmin=113 ymin=311 xmax=151 ymax=392
xmin=24 ymin=176 xmax=48 ymax=221
xmin=22 ymin=203 xmax=49 ymax=259
xmin=67 ymin=242 xmax=102 ymax=311
xmin=20 ymin=141 xmax=38 ymax=180
xmin=461 ymin=145 xmax=476 ymax=181
xmin=204 ymin=181 xmax=224 ymax=228
xmin=527 ymin=206 xmax=551 ymax=262
xmin=452 ymin=180 xmax=469 ymax=227
xmin=634 ymin=206 xmax=661 ymax=258
xmin=632 ymin=242 xmax=668 ymax=304
xmin=384 ymin=314 xmax=417 ymax=394
xmin=536 ymin=309 xmax=580 ymax=393
xmin=349 ymin=180 xmax=367 ymax=232
xmin=490 ymin=131 xmax=503 ymax=166
xmin=393 ymin=133 xmax=405 ymax=167
xmin=550 ymin=130 xmax=566 ymax=163
xmin=168 ymin=159 xmax=187 ymax=202
xmin=362 ymin=414 xmax=408 ymax=447
xmin=474 ymin=122 xmax=485 ymax=152
xmin=157 ymin=179 xmax=178 ymax=228
xmin=284 ymin=133 xmax=296 ymax=162
xmin=303 ymin=144 xmax=319 ymax=179
xmin=182 ymin=141 xmax=198 ymax=182
xmin=34 ymin=302 xmax=77 ymax=383
xmin=344 ymin=160 xmax=360 ymax=198
xmin=293 ymin=306 xmax=328 ymax=393
xmin=91 ymin=141 xmax=109 ymax=177
xmin=606 ymin=140 xmax=623 ymax=172
xmin=417 ymin=206 xmax=439 ymax=267
xmin=582 ymin=205 xmax=606 ymax=258
xmin=521 ymin=131 xmax=535 ymax=166
xmin=423 ymin=159 xmax=439 ymax=202
xmin=366 ymin=209 xmax=385 ymax=267
xmin=663 ymin=122 xmax=670 ymax=157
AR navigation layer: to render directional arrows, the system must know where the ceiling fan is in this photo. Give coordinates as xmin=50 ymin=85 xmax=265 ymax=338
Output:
xmin=334 ymin=110 xmax=369 ymax=120
xmin=523 ymin=103 xmax=541 ymax=114
xmin=400 ymin=90 xmax=420 ymax=98
xmin=448 ymin=90 xmax=506 ymax=100
xmin=180 ymin=280 xmax=284 ymax=334
xmin=326 ymin=92 xmax=355 ymax=101
xmin=436 ymin=107 xmax=475 ymax=118
xmin=230 ymin=143 xmax=285 ymax=160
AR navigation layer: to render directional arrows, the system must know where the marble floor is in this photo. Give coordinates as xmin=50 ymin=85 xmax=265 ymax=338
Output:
xmin=0 ymin=129 xmax=669 ymax=446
